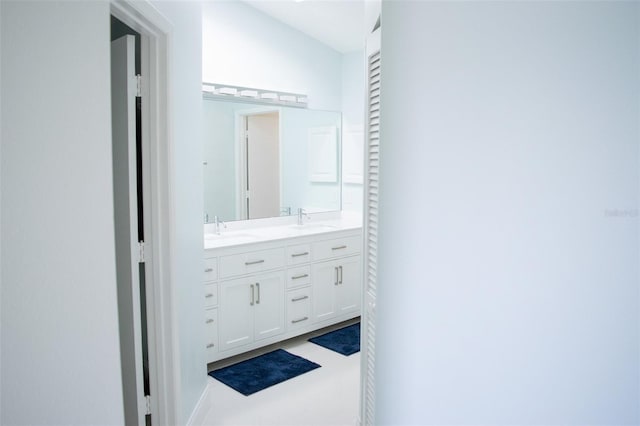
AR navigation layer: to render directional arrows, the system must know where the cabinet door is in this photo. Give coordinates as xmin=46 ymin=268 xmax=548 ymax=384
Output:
xmin=336 ymin=256 xmax=361 ymax=315
xmin=219 ymin=277 xmax=254 ymax=351
xmin=253 ymin=272 xmax=285 ymax=341
xmin=312 ymin=259 xmax=340 ymax=322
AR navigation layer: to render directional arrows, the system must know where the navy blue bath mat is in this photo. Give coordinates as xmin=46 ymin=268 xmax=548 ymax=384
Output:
xmin=309 ymin=323 xmax=360 ymax=356
xmin=208 ymin=349 xmax=321 ymax=396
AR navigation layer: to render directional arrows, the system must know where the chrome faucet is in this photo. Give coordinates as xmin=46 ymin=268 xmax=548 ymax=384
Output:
xmin=297 ymin=208 xmax=310 ymax=225
xmin=214 ymin=215 xmax=226 ymax=235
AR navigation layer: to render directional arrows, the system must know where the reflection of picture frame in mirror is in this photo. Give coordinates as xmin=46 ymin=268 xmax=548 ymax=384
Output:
xmin=308 ymin=126 xmax=338 ymax=183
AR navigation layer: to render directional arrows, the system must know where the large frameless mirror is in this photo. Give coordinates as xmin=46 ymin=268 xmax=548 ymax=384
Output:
xmin=203 ymin=97 xmax=342 ymax=223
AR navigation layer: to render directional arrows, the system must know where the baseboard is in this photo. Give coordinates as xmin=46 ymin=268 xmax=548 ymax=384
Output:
xmin=186 ymin=381 xmax=212 ymax=426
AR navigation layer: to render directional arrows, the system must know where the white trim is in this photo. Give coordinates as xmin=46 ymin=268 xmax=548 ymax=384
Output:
xmin=203 ymin=82 xmax=308 ymax=108
xmin=185 ymin=380 xmax=212 ymax=426
xmin=110 ymin=1 xmax=178 ymax=425
xmin=360 ymin=23 xmax=381 ymax=426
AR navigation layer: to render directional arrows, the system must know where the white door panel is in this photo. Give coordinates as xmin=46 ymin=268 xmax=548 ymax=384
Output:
xmin=247 ymin=113 xmax=280 ymax=219
xmin=111 ymin=35 xmax=145 ymax=426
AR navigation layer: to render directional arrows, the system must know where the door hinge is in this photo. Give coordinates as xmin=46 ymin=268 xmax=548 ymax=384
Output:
xmin=138 ymin=241 xmax=146 ymax=263
xmin=136 ymin=74 xmax=142 ymax=97
xmin=144 ymin=394 xmax=152 ymax=416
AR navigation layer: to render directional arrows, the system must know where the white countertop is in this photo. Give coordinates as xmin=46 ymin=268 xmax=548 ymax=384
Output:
xmin=204 ymin=211 xmax=362 ymax=250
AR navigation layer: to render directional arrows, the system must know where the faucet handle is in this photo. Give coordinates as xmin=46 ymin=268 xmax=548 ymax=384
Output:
xmin=297 ymin=208 xmax=311 ymax=225
xmin=213 ymin=216 xmax=227 ymax=234
xmin=281 ymin=206 xmax=292 ymax=216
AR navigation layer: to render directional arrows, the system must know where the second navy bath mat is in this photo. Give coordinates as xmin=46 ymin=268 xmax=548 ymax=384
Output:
xmin=308 ymin=323 xmax=360 ymax=356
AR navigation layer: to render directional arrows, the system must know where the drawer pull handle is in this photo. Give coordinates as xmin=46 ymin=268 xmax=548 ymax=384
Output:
xmin=206 ymin=319 xmax=214 ymax=324
xmin=291 ymin=252 xmax=309 ymax=258
xmin=291 ymin=295 xmax=309 ymax=302
xmin=245 ymin=259 xmax=265 ymax=266
xmin=291 ymin=273 xmax=309 ymax=280
xmin=331 ymin=245 xmax=347 ymax=251
xmin=206 ymin=343 xmax=215 ymax=348
xmin=291 ymin=316 xmax=309 ymax=324
xmin=204 ymin=268 xmax=214 ymax=272
xmin=205 ymin=293 xmax=214 ymax=298
xmin=335 ymin=266 xmax=339 ymax=285
xmin=250 ymin=284 xmax=255 ymax=306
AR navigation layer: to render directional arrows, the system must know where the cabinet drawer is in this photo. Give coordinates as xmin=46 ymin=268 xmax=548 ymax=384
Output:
xmin=286 ymin=244 xmax=312 ymax=265
xmin=219 ymin=248 xmax=285 ymax=279
xmin=312 ymin=235 xmax=361 ymax=261
xmin=205 ymin=308 xmax=218 ymax=360
xmin=204 ymin=257 xmax=217 ymax=282
xmin=286 ymin=266 xmax=311 ymax=289
xmin=287 ymin=287 xmax=311 ymax=331
xmin=204 ymin=283 xmax=218 ymax=307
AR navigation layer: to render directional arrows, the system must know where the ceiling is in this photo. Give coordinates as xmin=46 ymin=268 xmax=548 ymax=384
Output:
xmin=242 ymin=0 xmax=365 ymax=54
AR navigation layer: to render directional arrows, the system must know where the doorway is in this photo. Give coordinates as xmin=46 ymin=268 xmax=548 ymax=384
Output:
xmin=111 ymin=16 xmax=154 ymax=426
xmin=110 ymin=2 xmax=176 ymax=425
xmin=238 ymin=110 xmax=281 ymax=220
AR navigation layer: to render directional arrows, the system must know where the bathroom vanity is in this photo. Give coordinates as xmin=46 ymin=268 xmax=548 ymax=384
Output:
xmin=201 ymin=91 xmax=364 ymax=364
xmin=202 ymin=213 xmax=362 ymax=363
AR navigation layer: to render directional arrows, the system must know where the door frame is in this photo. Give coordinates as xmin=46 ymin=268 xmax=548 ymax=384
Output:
xmin=110 ymin=1 xmax=177 ymax=424
xmin=234 ymin=106 xmax=282 ymax=219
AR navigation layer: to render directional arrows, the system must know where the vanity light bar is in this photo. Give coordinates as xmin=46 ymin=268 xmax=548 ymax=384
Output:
xmin=202 ymin=82 xmax=308 ymax=108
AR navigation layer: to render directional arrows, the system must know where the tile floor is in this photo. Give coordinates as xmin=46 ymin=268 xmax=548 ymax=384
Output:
xmin=190 ymin=322 xmax=361 ymax=426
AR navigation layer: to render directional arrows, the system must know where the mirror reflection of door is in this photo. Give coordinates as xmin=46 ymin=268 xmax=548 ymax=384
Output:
xmin=243 ymin=112 xmax=280 ymax=219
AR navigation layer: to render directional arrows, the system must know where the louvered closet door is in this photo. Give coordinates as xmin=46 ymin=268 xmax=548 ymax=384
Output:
xmin=360 ymin=43 xmax=380 ymax=426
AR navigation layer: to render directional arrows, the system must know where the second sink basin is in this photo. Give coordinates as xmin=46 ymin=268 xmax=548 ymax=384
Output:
xmin=287 ymin=223 xmax=339 ymax=233
xmin=204 ymin=232 xmax=258 ymax=244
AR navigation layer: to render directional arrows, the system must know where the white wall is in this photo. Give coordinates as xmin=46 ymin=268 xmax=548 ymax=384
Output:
xmin=280 ymin=107 xmax=342 ymax=212
xmin=149 ymin=2 xmax=207 ymax=423
xmin=341 ymin=51 xmax=365 ymax=212
xmin=376 ymin=1 xmax=639 ymax=424
xmin=202 ymin=1 xmax=342 ymax=112
xmin=203 ymin=100 xmax=240 ymax=221
xmin=202 ymin=1 xmax=365 ymax=214
xmin=1 ymin=1 xmax=124 ymax=424
xmin=1 ymin=1 xmax=206 ymax=424
xmin=341 ymin=51 xmax=365 ymax=135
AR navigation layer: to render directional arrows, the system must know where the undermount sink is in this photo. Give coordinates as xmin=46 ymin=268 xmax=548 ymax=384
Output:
xmin=287 ymin=223 xmax=339 ymax=232
xmin=204 ymin=232 xmax=257 ymax=243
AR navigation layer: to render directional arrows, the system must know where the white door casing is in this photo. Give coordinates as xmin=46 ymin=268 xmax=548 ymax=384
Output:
xmin=111 ymin=34 xmax=146 ymax=426
xmin=110 ymin=1 xmax=176 ymax=424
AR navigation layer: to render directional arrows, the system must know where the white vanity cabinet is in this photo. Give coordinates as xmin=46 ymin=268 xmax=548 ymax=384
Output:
xmin=203 ymin=255 xmax=219 ymax=361
xmin=311 ymin=236 xmax=362 ymax=323
xmin=218 ymin=271 xmax=285 ymax=351
xmin=204 ymin=227 xmax=362 ymax=363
